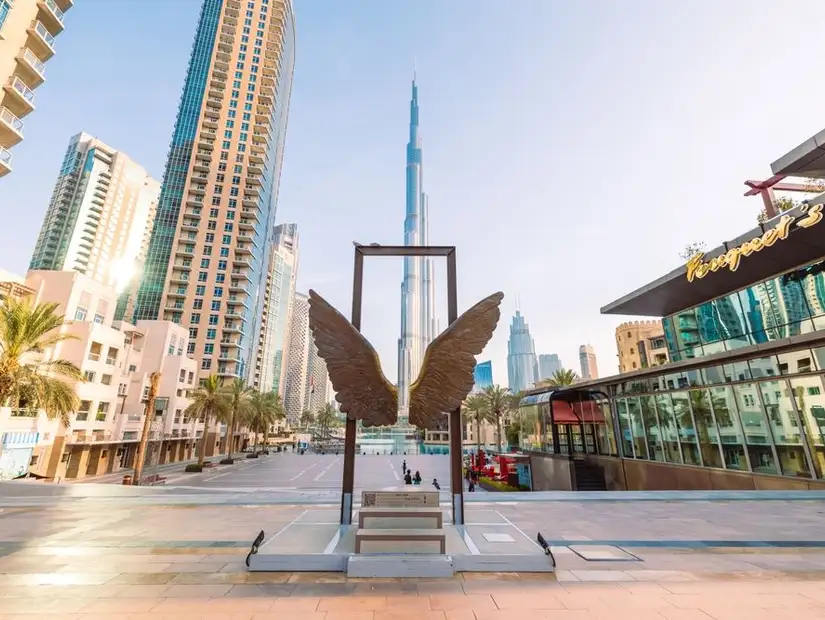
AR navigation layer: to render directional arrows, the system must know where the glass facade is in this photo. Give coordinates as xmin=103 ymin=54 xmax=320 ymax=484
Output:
xmin=521 ymin=346 xmax=825 ymax=481
xmin=133 ymin=0 xmax=222 ymax=322
xmin=664 ymin=258 xmax=825 ymax=362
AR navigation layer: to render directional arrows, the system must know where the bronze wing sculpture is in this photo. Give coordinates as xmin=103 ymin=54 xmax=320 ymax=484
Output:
xmin=307 ymin=290 xmax=398 ymax=427
xmin=307 ymin=289 xmax=504 ymax=430
xmin=408 ymin=292 xmax=504 ymax=429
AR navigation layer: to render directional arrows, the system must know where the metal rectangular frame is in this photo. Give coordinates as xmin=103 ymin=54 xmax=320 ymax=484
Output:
xmin=341 ymin=244 xmax=464 ymax=526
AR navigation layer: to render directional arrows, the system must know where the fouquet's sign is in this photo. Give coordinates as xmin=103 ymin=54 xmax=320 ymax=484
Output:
xmin=686 ymin=204 xmax=823 ymax=282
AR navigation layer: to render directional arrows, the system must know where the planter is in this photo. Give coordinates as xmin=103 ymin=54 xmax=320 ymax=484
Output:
xmin=246 ymin=453 xmax=259 ymax=459
xmin=184 ymin=464 xmax=203 ymax=473
xmin=219 ymin=458 xmax=234 ymax=465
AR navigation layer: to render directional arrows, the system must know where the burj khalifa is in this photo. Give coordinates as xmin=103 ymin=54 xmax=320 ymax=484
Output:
xmin=397 ymin=78 xmax=437 ymax=414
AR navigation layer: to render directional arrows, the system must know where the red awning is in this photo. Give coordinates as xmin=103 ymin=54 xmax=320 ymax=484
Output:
xmin=549 ymin=400 xmax=606 ymax=424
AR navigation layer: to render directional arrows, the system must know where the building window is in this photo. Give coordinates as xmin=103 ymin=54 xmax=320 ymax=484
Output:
xmin=76 ymin=400 xmax=92 ymax=422
xmin=101 ymin=374 xmax=112 ymax=386
xmin=96 ymin=402 xmax=110 ymax=422
xmin=83 ymin=371 xmax=95 ymax=382
xmin=206 ymin=328 xmax=216 ymax=340
xmin=202 ymin=359 xmax=212 ymax=370
xmin=0 ymin=1 xmax=11 ymax=32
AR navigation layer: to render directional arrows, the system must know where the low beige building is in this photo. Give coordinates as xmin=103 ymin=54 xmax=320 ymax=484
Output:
xmin=615 ymin=320 xmax=669 ymax=373
xmin=0 ymin=270 xmax=241 ymax=482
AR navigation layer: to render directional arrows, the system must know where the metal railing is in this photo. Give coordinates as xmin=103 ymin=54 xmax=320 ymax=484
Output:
xmin=40 ymin=0 xmax=65 ymax=25
xmin=31 ymin=21 xmax=56 ymax=50
xmin=8 ymin=77 xmax=35 ymax=106
xmin=0 ymin=146 xmax=11 ymax=169
xmin=19 ymin=48 xmax=46 ymax=76
xmin=0 ymin=106 xmax=23 ymax=135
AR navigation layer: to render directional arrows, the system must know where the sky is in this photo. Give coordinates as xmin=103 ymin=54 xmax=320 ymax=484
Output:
xmin=3 ymin=0 xmax=825 ymax=387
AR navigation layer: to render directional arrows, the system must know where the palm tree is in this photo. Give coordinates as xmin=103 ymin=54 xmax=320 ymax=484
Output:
xmin=462 ymin=394 xmax=490 ymax=455
xmin=247 ymin=391 xmax=282 ymax=453
xmin=262 ymin=391 xmax=285 ymax=451
xmin=221 ymin=378 xmax=252 ymax=462
xmin=0 ymin=298 xmax=82 ymax=425
xmin=482 ymin=385 xmax=511 ymax=455
xmin=183 ymin=374 xmax=230 ymax=470
xmin=315 ymin=402 xmax=340 ymax=439
xmin=132 ymin=371 xmax=160 ymax=485
xmin=544 ymin=368 xmax=579 ymax=388
xmin=299 ymin=409 xmax=314 ymax=430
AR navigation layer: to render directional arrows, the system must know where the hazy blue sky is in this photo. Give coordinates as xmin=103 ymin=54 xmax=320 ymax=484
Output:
xmin=3 ymin=0 xmax=825 ymax=386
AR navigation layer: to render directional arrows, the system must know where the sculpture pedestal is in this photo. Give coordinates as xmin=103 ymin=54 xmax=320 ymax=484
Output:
xmin=247 ymin=497 xmax=554 ymax=575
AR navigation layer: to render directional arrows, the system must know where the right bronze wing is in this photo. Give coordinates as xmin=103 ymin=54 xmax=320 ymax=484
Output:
xmin=307 ymin=290 xmax=398 ymax=427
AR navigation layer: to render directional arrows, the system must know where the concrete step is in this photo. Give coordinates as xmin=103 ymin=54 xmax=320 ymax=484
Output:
xmin=347 ymin=554 xmax=454 ymax=577
xmin=358 ymin=506 xmax=443 ymax=529
xmin=355 ymin=528 xmax=446 ymax=554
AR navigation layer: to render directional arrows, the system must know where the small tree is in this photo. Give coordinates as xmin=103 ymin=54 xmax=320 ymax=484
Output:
xmin=221 ymin=378 xmax=252 ymax=463
xmin=757 ymin=196 xmax=797 ymax=224
xmin=482 ymin=385 xmax=511 ymax=455
xmin=544 ymin=368 xmax=579 ymax=388
xmin=0 ymin=298 xmax=82 ymax=425
xmin=132 ymin=371 xmax=160 ymax=485
xmin=183 ymin=375 xmax=230 ymax=471
xmin=299 ymin=409 xmax=314 ymax=430
xmin=679 ymin=241 xmax=706 ymax=261
xmin=462 ymin=394 xmax=491 ymax=454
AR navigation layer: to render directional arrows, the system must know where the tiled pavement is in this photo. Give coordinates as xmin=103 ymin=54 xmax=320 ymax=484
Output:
xmin=4 ymin=455 xmax=825 ymax=619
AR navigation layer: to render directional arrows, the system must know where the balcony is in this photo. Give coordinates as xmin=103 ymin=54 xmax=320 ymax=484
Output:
xmin=1 ymin=145 xmax=13 ymax=177
xmin=205 ymin=96 xmax=222 ymax=109
xmin=201 ymin=115 xmax=218 ymax=129
xmin=0 ymin=107 xmax=24 ymax=148
xmin=4 ymin=77 xmax=35 ymax=117
xmin=195 ymin=150 xmax=211 ymax=162
xmin=232 ymin=257 xmax=252 ymax=269
xmin=237 ymin=219 xmax=255 ymax=231
xmin=197 ymin=135 xmax=214 ymax=151
xmin=27 ymin=21 xmax=56 ymax=60
xmin=180 ymin=219 xmax=200 ymax=230
xmin=16 ymin=49 xmax=46 ymax=87
xmin=37 ymin=0 xmax=65 ymax=35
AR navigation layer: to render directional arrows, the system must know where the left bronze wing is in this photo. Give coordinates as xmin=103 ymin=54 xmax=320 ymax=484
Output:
xmin=408 ymin=292 xmax=504 ymax=430
xmin=307 ymin=290 xmax=398 ymax=427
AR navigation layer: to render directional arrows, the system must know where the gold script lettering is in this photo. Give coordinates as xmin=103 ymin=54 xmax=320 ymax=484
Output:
xmin=797 ymin=204 xmax=823 ymax=228
xmin=685 ymin=213 xmax=817 ymax=282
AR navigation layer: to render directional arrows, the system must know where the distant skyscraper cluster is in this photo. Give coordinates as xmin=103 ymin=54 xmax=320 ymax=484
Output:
xmin=397 ymin=78 xmax=437 ymax=414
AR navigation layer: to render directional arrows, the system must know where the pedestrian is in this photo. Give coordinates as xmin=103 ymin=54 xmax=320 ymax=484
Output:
xmin=469 ymin=479 xmax=475 ymax=492
xmin=413 ymin=470 xmax=421 ymax=484
xmin=432 ymin=478 xmax=441 ymax=491
xmin=404 ymin=471 xmax=413 ymax=485
xmin=402 ymin=459 xmax=407 ymax=474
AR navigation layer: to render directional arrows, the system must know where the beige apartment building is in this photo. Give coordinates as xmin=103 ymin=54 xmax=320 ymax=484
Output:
xmin=0 ymin=270 xmax=240 ymax=481
xmin=28 ymin=132 xmax=160 ymax=321
xmin=0 ymin=0 xmax=72 ymax=177
xmin=615 ymin=319 xmax=669 ymax=373
xmin=132 ymin=0 xmax=296 ymax=386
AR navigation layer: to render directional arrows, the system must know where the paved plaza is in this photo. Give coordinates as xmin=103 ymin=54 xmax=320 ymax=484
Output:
xmin=2 ymin=453 xmax=825 ymax=617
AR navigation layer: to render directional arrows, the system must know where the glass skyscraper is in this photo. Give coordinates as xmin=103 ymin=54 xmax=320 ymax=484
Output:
xmin=397 ymin=78 xmax=437 ymax=414
xmin=507 ymin=310 xmax=539 ymax=392
xmin=538 ymin=354 xmax=562 ymax=380
xmin=132 ymin=0 xmax=295 ymax=381
xmin=473 ymin=361 xmax=493 ymax=392
xmin=252 ymin=222 xmax=298 ymax=394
